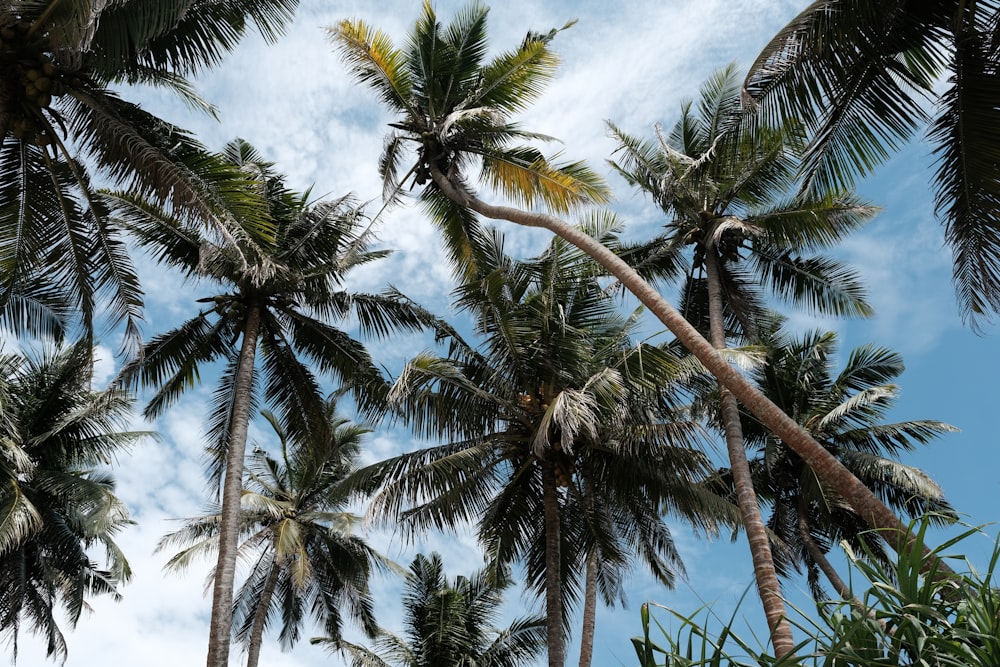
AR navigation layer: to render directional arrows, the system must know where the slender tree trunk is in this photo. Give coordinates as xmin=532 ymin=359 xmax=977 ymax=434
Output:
xmin=794 ymin=496 xmax=856 ymax=605
xmin=703 ymin=248 xmax=795 ymax=657
xmin=578 ymin=549 xmax=598 ymax=667
xmin=427 ymin=165 xmax=946 ymax=573
xmin=207 ymin=303 xmax=261 ymax=667
xmin=542 ymin=459 xmax=565 ymax=667
xmin=578 ymin=473 xmax=598 ymax=667
xmin=245 ymin=554 xmax=281 ymax=667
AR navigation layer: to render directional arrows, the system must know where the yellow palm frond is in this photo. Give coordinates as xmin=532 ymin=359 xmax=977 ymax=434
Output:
xmin=482 ymin=152 xmax=610 ymax=214
xmin=330 ymin=20 xmax=413 ymax=116
xmin=273 ymin=519 xmax=311 ymax=588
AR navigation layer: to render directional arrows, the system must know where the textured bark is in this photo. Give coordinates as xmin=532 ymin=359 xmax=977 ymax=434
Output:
xmin=245 ymin=555 xmax=280 ymax=667
xmin=542 ymin=459 xmax=565 ymax=667
xmin=704 ymin=249 xmax=795 ymax=657
xmin=427 ymin=165 xmax=948 ymax=574
xmin=207 ymin=303 xmax=261 ymax=667
xmin=578 ymin=549 xmax=598 ymax=667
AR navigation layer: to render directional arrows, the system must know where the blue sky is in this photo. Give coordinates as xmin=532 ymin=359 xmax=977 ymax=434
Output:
xmin=14 ymin=1 xmax=1000 ymax=665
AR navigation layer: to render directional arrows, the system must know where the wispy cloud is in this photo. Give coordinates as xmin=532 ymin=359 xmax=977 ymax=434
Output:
xmin=17 ymin=2 xmax=988 ymax=666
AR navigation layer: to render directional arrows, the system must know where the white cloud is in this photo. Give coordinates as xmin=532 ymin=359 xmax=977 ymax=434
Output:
xmin=16 ymin=1 xmax=988 ymax=666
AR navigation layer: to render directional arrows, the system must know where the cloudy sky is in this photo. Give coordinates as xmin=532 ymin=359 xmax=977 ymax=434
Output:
xmin=14 ymin=1 xmax=1000 ymax=665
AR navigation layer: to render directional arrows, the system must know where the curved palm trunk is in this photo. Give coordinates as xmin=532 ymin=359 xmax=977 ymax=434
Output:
xmin=704 ymin=248 xmax=794 ymax=657
xmin=578 ymin=549 xmax=598 ymax=667
xmin=428 ymin=165 xmax=947 ymax=574
xmin=542 ymin=459 xmax=565 ymax=667
xmin=207 ymin=303 xmax=261 ymax=667
xmin=245 ymin=555 xmax=281 ymax=667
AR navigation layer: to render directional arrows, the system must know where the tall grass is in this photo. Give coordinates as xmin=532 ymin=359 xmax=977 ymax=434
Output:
xmin=632 ymin=519 xmax=1000 ymax=666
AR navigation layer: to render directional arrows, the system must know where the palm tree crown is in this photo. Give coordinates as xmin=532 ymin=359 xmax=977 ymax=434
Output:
xmin=0 ymin=340 xmax=146 ymax=662
xmin=348 ymin=222 xmax=717 ymax=666
xmin=609 ymin=64 xmax=877 ymax=338
xmin=0 ymin=0 xmax=299 ymax=343
xmin=114 ymin=138 xmax=438 ymax=667
xmin=158 ymin=400 xmax=388 ymax=667
xmin=114 ymin=138 xmax=434 ymax=451
xmin=331 ymin=0 xmax=609 ymax=277
xmin=609 ymin=64 xmax=877 ymax=656
xmin=733 ymin=316 xmax=958 ymax=600
xmin=324 ymin=552 xmax=546 ymax=667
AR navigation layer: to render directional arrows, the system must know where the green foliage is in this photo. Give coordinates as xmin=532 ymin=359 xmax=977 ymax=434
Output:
xmin=319 ymin=552 xmax=547 ymax=667
xmin=340 ymin=224 xmax=727 ymax=655
xmin=609 ymin=65 xmax=877 ymax=340
xmin=0 ymin=1 xmax=300 ymax=344
xmin=332 ymin=1 xmax=609 ymax=278
xmin=0 ymin=341 xmax=146 ymax=662
xmin=113 ymin=138 xmax=438 ymax=485
xmin=743 ymin=0 xmax=1000 ymax=326
xmin=709 ymin=315 xmax=958 ymax=601
xmin=629 ymin=518 xmax=1000 ymax=667
xmin=156 ymin=399 xmax=388 ymax=658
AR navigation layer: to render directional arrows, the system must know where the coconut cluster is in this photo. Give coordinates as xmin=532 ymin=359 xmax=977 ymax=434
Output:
xmin=1 ymin=18 xmax=69 ymax=146
xmin=519 ymin=390 xmax=579 ymax=487
xmin=551 ymin=443 xmax=576 ymax=488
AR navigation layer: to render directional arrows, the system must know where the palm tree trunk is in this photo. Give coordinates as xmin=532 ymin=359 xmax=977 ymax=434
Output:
xmin=207 ymin=303 xmax=261 ymax=667
xmin=703 ymin=248 xmax=795 ymax=657
xmin=542 ymin=459 xmax=565 ymax=667
xmin=793 ymin=497 xmax=854 ymax=604
xmin=245 ymin=554 xmax=281 ymax=667
xmin=578 ymin=549 xmax=598 ymax=667
xmin=427 ymin=165 xmax=946 ymax=573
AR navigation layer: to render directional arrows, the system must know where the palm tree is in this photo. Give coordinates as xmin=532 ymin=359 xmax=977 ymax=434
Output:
xmin=742 ymin=0 xmax=1000 ymax=327
xmin=345 ymin=223 xmax=720 ymax=667
xmin=114 ymin=138 xmax=438 ymax=667
xmin=330 ymin=0 xmax=609 ymax=279
xmin=731 ymin=316 xmax=957 ymax=602
xmin=0 ymin=0 xmax=299 ymax=343
xmin=319 ymin=552 xmax=547 ymax=667
xmin=330 ymin=2 xmax=943 ymax=594
xmin=157 ymin=400 xmax=388 ymax=667
xmin=0 ymin=340 xmax=146 ymax=662
xmin=608 ymin=64 xmax=876 ymax=655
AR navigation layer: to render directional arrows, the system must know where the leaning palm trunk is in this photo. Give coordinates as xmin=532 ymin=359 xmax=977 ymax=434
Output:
xmin=245 ymin=555 xmax=281 ymax=667
xmin=428 ymin=165 xmax=946 ymax=574
xmin=207 ymin=303 xmax=262 ymax=667
xmin=542 ymin=459 xmax=566 ymax=667
xmin=704 ymin=248 xmax=794 ymax=656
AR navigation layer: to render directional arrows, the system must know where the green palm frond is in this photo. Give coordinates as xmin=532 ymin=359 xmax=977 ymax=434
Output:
xmin=481 ymin=148 xmax=610 ymax=214
xmin=358 ymin=228 xmax=717 ymax=649
xmin=612 ymin=65 xmax=875 ymax=349
xmin=929 ymin=23 xmax=1000 ymax=324
xmin=744 ymin=0 xmax=1000 ymax=325
xmin=0 ymin=0 xmax=302 ymax=341
xmin=322 ymin=551 xmax=545 ymax=667
xmin=750 ymin=193 xmax=879 ymax=252
xmin=748 ymin=243 xmax=873 ymax=317
xmin=0 ymin=340 xmax=137 ymax=661
xmin=91 ymin=0 xmax=299 ymax=80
